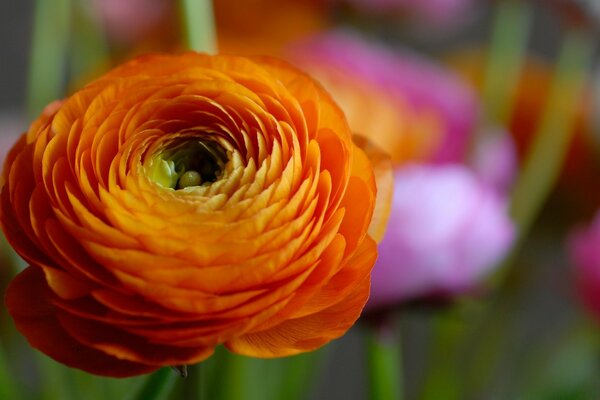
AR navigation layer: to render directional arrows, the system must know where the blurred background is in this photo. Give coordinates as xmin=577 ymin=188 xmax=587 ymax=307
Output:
xmin=1 ymin=1 xmax=600 ymax=399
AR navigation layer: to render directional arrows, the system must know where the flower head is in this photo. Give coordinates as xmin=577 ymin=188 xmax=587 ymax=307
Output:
xmin=367 ymin=164 xmax=515 ymax=309
xmin=1 ymin=53 xmax=378 ymax=377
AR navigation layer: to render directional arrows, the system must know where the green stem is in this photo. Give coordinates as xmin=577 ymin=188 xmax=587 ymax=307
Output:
xmin=367 ymin=325 xmax=403 ymax=400
xmin=37 ymin=355 xmax=77 ymax=400
xmin=129 ymin=368 xmax=179 ymax=400
xmin=461 ymin=292 xmax=520 ymax=398
xmin=220 ymin=353 xmax=251 ymax=400
xmin=278 ymin=351 xmax=325 ymax=400
xmin=482 ymin=0 xmax=533 ymax=125
xmin=27 ymin=0 xmax=72 ymax=116
xmin=467 ymin=29 xmax=594 ymax=396
xmin=180 ymin=0 xmax=217 ymax=53
xmin=69 ymin=0 xmax=110 ymax=86
xmin=509 ymin=29 xmax=593 ymax=239
xmin=0 ymin=346 xmax=20 ymax=400
xmin=420 ymin=314 xmax=465 ymax=400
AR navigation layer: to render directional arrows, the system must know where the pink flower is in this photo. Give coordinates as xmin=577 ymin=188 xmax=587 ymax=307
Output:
xmin=569 ymin=212 xmax=600 ymax=319
xmin=366 ymin=164 xmax=515 ymax=310
xmin=287 ymin=31 xmax=479 ymax=164
xmin=90 ymin=0 xmax=174 ymax=46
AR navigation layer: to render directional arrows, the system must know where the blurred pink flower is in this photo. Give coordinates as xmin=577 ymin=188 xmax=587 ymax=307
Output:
xmin=90 ymin=0 xmax=173 ymax=46
xmin=569 ymin=212 xmax=600 ymax=319
xmin=287 ymin=31 xmax=479 ymax=164
xmin=366 ymin=164 xmax=515 ymax=310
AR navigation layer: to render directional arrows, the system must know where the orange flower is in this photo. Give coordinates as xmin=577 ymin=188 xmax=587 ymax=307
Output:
xmin=1 ymin=53 xmax=378 ymax=377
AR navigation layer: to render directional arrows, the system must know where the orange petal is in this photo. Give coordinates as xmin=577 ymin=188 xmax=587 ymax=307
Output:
xmin=225 ymin=272 xmax=370 ymax=357
xmin=352 ymin=135 xmax=393 ymax=242
xmin=5 ymin=267 xmax=156 ymax=377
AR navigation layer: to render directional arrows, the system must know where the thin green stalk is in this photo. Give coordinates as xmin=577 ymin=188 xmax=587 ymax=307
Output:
xmin=180 ymin=0 xmax=217 ymax=53
xmin=69 ymin=0 xmax=110 ymax=86
xmin=466 ymin=29 xmax=594 ymax=396
xmin=420 ymin=314 xmax=465 ymax=400
xmin=482 ymin=0 xmax=533 ymax=125
xmin=37 ymin=355 xmax=77 ymax=400
xmin=222 ymin=355 xmax=245 ymax=400
xmin=220 ymin=353 xmax=255 ymax=400
xmin=278 ymin=351 xmax=325 ymax=400
xmin=367 ymin=326 xmax=403 ymax=400
xmin=509 ymin=29 xmax=593 ymax=239
xmin=198 ymin=348 xmax=226 ymax=400
xmin=461 ymin=293 xmax=519 ymax=398
xmin=129 ymin=368 xmax=179 ymax=400
xmin=0 ymin=347 xmax=20 ymax=400
xmin=27 ymin=0 xmax=72 ymax=116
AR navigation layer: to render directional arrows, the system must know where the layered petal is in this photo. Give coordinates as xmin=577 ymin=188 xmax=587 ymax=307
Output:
xmin=1 ymin=53 xmax=377 ymax=377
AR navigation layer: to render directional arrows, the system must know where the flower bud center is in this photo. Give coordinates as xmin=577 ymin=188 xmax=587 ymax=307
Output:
xmin=147 ymin=139 xmax=228 ymax=190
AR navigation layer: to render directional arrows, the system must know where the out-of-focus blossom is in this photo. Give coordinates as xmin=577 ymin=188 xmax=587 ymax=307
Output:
xmin=216 ymin=0 xmax=329 ymax=55
xmin=1 ymin=53 xmax=379 ymax=377
xmin=288 ymin=31 xmax=479 ymax=164
xmin=470 ymin=128 xmax=518 ymax=194
xmin=333 ymin=0 xmax=475 ymax=26
xmin=287 ymin=32 xmax=509 ymax=309
xmin=569 ymin=212 xmax=600 ymax=320
xmin=450 ymin=50 xmax=600 ymax=219
xmin=367 ymin=164 xmax=515 ymax=310
xmin=90 ymin=0 xmax=179 ymax=51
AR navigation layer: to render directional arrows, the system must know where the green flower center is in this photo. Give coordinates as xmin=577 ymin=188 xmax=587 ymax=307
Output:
xmin=147 ymin=139 xmax=228 ymax=190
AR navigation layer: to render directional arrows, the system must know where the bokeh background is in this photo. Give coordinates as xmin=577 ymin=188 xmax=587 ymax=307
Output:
xmin=1 ymin=1 xmax=600 ymax=399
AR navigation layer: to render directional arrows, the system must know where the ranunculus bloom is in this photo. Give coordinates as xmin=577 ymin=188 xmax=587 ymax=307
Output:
xmin=569 ymin=212 xmax=600 ymax=320
xmin=367 ymin=164 xmax=514 ymax=309
xmin=1 ymin=53 xmax=378 ymax=377
xmin=287 ymin=31 xmax=479 ymax=164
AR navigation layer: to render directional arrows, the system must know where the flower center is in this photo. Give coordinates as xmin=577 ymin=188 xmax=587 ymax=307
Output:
xmin=147 ymin=139 xmax=228 ymax=190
